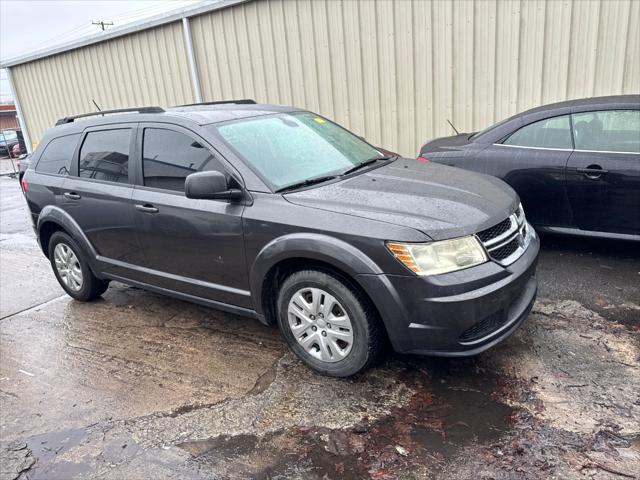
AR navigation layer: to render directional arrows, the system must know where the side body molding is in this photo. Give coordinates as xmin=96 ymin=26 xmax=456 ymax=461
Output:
xmin=37 ymin=205 xmax=99 ymax=266
xmin=249 ymin=233 xmax=384 ymax=316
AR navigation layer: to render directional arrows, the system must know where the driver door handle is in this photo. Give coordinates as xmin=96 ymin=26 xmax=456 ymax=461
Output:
xmin=64 ymin=192 xmax=81 ymax=200
xmin=135 ymin=204 xmax=159 ymax=213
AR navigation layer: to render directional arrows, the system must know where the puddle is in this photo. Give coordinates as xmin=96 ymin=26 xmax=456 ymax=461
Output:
xmin=23 ymin=428 xmax=92 ymax=480
xmin=179 ymin=434 xmax=258 ymax=458
xmin=20 ymin=427 xmax=142 ymax=480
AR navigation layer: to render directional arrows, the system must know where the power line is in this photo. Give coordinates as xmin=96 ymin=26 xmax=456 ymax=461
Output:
xmin=2 ymin=0 xmax=206 ymax=60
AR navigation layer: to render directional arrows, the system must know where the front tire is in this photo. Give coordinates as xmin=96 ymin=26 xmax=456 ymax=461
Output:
xmin=277 ymin=269 xmax=382 ymax=377
xmin=48 ymin=231 xmax=109 ymax=301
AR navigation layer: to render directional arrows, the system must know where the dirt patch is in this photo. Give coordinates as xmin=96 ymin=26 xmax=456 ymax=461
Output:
xmin=484 ymin=300 xmax=640 ymax=435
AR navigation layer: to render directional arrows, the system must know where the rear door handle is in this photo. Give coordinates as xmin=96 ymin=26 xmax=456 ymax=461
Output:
xmin=64 ymin=192 xmax=81 ymax=200
xmin=135 ymin=203 xmax=159 ymax=213
xmin=576 ymin=166 xmax=608 ymax=178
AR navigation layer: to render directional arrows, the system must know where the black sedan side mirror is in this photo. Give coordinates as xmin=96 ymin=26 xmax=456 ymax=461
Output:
xmin=185 ymin=171 xmax=243 ymax=201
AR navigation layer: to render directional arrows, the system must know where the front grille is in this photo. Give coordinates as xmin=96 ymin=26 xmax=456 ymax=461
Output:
xmin=477 ymin=218 xmax=512 ymax=243
xmin=475 ymin=206 xmax=531 ymax=266
xmin=490 ymin=237 xmax=520 ymax=261
xmin=459 ymin=310 xmax=507 ymax=343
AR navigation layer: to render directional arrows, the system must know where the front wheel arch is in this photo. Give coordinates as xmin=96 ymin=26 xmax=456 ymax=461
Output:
xmin=259 ymin=257 xmax=388 ymax=350
xmin=249 ymin=234 xmax=384 ymax=322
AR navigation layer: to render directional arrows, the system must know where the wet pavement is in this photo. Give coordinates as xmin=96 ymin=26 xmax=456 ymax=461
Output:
xmin=0 ymin=175 xmax=638 ymax=479
xmin=0 ymin=158 xmax=20 ymax=177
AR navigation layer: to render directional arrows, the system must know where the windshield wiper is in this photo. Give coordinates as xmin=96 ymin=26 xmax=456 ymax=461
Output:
xmin=341 ymin=156 xmax=396 ymax=176
xmin=275 ymin=175 xmax=338 ymax=193
xmin=275 ymin=156 xmax=396 ymax=193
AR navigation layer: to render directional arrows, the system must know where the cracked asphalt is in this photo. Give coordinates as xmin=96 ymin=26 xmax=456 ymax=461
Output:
xmin=1 ymin=175 xmax=638 ymax=479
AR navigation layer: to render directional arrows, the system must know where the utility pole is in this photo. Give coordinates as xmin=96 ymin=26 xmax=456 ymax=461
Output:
xmin=92 ymin=20 xmax=113 ymax=31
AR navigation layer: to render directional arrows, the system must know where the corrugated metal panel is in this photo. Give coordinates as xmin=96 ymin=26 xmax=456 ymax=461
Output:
xmin=9 ymin=0 xmax=640 ymax=155
xmin=191 ymin=0 xmax=639 ymax=156
xmin=10 ymin=22 xmax=194 ymax=145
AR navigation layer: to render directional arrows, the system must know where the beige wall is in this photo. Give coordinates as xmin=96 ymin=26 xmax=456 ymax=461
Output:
xmin=10 ymin=0 xmax=640 ymax=156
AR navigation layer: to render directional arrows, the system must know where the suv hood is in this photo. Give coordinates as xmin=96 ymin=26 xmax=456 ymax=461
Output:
xmin=284 ymin=158 xmax=518 ymax=241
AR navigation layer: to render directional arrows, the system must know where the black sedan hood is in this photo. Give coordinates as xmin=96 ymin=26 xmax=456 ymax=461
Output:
xmin=284 ymin=158 xmax=518 ymax=240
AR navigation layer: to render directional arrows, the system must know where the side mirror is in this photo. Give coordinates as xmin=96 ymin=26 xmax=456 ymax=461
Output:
xmin=185 ymin=171 xmax=243 ymax=201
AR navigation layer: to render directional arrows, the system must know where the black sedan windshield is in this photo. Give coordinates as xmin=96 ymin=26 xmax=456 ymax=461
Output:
xmin=210 ymin=112 xmax=383 ymax=190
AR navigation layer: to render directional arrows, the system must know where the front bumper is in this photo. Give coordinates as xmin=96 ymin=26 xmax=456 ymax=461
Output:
xmin=358 ymin=229 xmax=540 ymax=356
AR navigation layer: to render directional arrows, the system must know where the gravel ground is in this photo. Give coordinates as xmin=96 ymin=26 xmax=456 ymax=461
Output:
xmin=0 ymin=176 xmax=638 ymax=480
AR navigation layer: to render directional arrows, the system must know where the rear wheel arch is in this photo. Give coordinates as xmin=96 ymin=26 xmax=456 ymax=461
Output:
xmin=37 ymin=207 xmax=100 ymax=278
xmin=38 ymin=220 xmax=65 ymax=258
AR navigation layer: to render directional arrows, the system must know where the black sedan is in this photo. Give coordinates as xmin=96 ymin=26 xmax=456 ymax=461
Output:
xmin=419 ymin=95 xmax=640 ymax=241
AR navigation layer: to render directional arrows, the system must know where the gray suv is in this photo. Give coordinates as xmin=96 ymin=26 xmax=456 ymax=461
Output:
xmin=22 ymin=101 xmax=539 ymax=377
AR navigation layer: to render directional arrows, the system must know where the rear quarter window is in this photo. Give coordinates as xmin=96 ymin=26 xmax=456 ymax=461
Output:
xmin=35 ymin=134 xmax=80 ymax=176
xmin=503 ymin=115 xmax=572 ymax=149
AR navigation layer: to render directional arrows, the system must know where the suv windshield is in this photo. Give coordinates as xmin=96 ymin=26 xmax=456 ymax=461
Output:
xmin=209 ymin=112 xmax=384 ymax=190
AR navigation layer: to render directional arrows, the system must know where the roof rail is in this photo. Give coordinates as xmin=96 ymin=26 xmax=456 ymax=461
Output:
xmin=176 ymin=99 xmax=257 ymax=108
xmin=55 ymin=106 xmax=165 ymax=126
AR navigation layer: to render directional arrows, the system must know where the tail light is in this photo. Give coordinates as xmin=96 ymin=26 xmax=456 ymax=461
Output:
xmin=416 ymin=155 xmax=431 ymax=163
xmin=21 ymin=177 xmax=27 ymax=193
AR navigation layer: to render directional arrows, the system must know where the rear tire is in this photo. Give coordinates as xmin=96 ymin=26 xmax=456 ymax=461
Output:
xmin=48 ymin=231 xmax=109 ymax=301
xmin=277 ymin=269 xmax=382 ymax=377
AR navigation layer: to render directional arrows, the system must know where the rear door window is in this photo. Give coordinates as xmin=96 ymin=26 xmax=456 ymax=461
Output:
xmin=572 ymin=110 xmax=640 ymax=153
xmin=35 ymin=134 xmax=80 ymax=176
xmin=503 ymin=115 xmax=572 ymax=149
xmin=79 ymin=129 xmax=131 ymax=184
xmin=142 ymin=127 xmax=223 ymax=192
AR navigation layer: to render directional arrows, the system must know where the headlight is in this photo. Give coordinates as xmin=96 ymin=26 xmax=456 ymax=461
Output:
xmin=386 ymin=236 xmax=488 ymax=276
xmin=517 ymin=202 xmax=525 ymax=223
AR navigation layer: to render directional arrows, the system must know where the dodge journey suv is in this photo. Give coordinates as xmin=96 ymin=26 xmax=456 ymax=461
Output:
xmin=23 ymin=101 xmax=539 ymax=377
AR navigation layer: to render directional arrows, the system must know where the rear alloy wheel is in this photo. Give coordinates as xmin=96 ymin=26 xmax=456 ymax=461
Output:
xmin=53 ymin=243 xmax=84 ymax=292
xmin=277 ymin=269 xmax=382 ymax=377
xmin=48 ymin=231 xmax=109 ymax=301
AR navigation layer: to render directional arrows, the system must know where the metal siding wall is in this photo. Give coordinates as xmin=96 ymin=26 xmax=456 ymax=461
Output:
xmin=9 ymin=0 xmax=640 ymax=154
xmin=624 ymin=0 xmax=640 ymax=93
xmin=10 ymin=22 xmax=194 ymax=145
xmin=191 ymin=0 xmax=639 ymax=156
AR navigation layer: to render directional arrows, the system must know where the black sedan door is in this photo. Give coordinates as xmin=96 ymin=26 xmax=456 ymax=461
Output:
xmin=478 ymin=115 xmax=574 ymax=228
xmin=565 ymin=110 xmax=640 ymax=235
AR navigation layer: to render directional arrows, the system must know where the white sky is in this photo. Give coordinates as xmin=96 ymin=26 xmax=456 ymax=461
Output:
xmin=0 ymin=0 xmax=205 ymax=102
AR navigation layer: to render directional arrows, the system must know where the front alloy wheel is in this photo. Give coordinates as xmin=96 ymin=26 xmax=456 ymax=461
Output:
xmin=287 ymin=287 xmax=354 ymax=362
xmin=277 ymin=269 xmax=383 ymax=377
